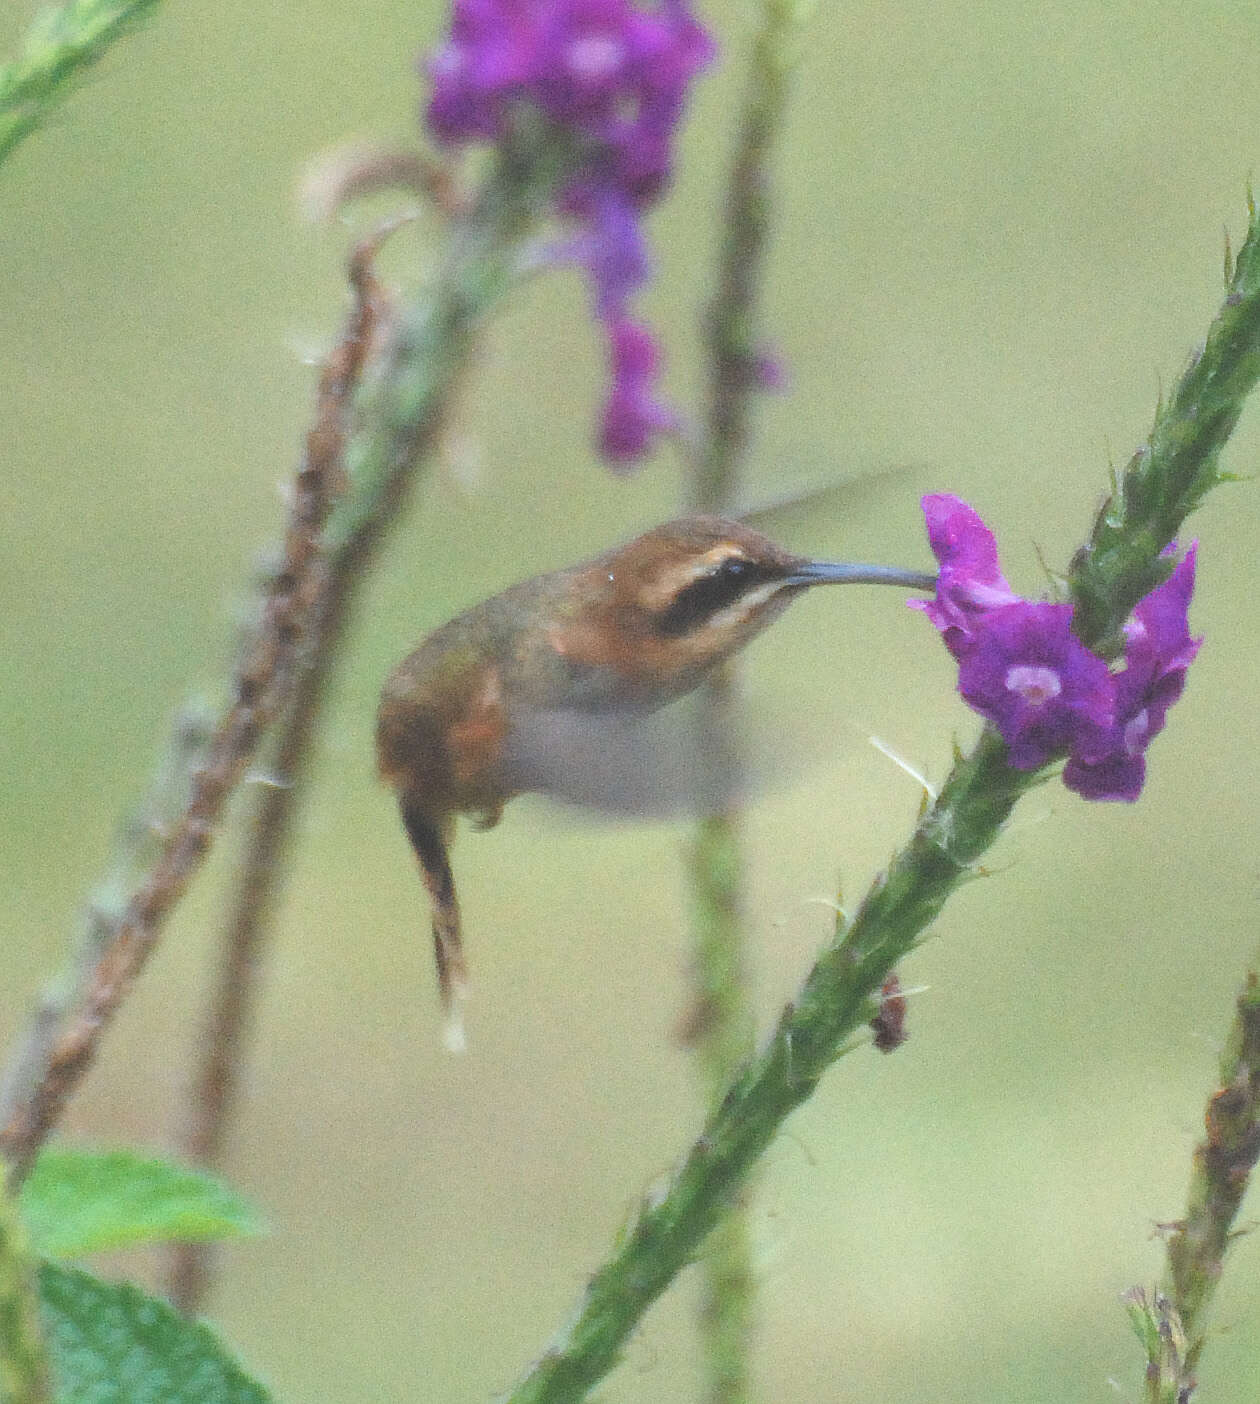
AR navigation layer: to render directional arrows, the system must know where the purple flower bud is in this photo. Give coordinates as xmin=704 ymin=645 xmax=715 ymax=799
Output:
xmin=748 ymin=347 xmax=789 ymax=392
xmin=1062 ymin=545 xmax=1201 ymax=801
xmin=599 ymin=318 xmax=677 ymax=462
xmin=910 ymin=494 xmax=1020 ymax=658
xmin=557 ymin=177 xmax=650 ymax=315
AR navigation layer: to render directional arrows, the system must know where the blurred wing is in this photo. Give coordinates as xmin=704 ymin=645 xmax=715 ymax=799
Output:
xmin=501 ymin=695 xmax=780 ymax=818
xmin=737 ymin=463 xmax=928 ymax=535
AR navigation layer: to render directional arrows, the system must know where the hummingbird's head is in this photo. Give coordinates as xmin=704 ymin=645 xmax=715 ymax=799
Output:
xmin=561 ymin=515 xmax=935 ymax=706
xmin=618 ymin=516 xmax=807 ymax=643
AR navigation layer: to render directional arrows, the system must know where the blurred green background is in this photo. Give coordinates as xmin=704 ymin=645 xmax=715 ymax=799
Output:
xmin=4 ymin=0 xmax=1260 ymax=1400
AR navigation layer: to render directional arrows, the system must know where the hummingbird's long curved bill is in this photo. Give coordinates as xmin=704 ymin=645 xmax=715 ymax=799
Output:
xmin=787 ymin=561 xmax=938 ymax=592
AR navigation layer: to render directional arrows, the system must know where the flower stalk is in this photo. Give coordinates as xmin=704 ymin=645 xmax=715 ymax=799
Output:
xmin=507 ymin=727 xmax=1038 ymax=1404
xmin=1070 ymin=194 xmax=1260 ymax=646
xmin=695 ymin=0 xmax=813 ymax=508
xmin=0 ymin=147 xmax=547 ymax=1192
xmin=1128 ymin=961 xmax=1260 ymax=1401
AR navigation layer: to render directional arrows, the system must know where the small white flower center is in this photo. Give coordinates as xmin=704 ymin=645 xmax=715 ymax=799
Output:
xmin=428 ymin=42 xmax=465 ymax=79
xmin=1005 ymin=664 xmax=1062 ymax=707
xmin=1123 ymin=708 xmax=1150 ymax=754
xmin=566 ymin=33 xmax=624 ymax=80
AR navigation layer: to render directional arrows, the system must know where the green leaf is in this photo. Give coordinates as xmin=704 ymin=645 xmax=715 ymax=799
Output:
xmin=19 ymin=1149 xmax=262 ymax=1259
xmin=39 ymin=1262 xmax=272 ymax=1404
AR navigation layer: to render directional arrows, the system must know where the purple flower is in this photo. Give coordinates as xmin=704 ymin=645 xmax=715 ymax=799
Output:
xmin=599 ymin=319 xmax=677 ymax=463
xmin=421 ymin=0 xmax=714 ymax=463
xmin=1063 ymin=546 xmax=1201 ymax=800
xmin=914 ymin=496 xmax=1202 ymax=801
xmin=748 ymin=346 xmax=789 ymax=392
xmin=557 ymin=177 xmax=650 ymax=316
xmin=910 ymin=494 xmax=1020 ymax=659
xmin=425 ymin=0 xmax=537 ymax=143
xmin=955 ymin=602 xmax=1114 ymax=770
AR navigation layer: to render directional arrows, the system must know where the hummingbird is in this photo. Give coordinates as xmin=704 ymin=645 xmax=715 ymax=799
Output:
xmin=376 ymin=514 xmax=936 ymax=1050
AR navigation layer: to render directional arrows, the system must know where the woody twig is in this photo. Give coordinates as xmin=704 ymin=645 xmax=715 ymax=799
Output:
xmin=0 ymin=225 xmax=393 ymax=1189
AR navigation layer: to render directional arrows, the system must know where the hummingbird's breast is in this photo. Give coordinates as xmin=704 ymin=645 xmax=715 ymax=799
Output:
xmin=376 ymin=605 xmax=514 ymax=824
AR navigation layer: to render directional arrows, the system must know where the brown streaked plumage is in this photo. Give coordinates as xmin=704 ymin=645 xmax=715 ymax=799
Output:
xmin=376 ymin=515 xmax=936 ymax=1049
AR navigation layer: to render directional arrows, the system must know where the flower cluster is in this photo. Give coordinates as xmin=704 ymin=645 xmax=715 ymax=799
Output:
xmin=423 ymin=0 xmax=715 ymax=463
xmin=914 ymin=495 xmax=1201 ymax=801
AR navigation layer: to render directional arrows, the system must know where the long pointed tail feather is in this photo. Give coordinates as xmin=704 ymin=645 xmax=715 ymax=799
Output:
xmin=398 ymin=796 xmax=468 ymax=1052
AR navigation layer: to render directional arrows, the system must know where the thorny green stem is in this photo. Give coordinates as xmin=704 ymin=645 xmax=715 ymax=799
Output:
xmin=507 ymin=729 xmax=1040 ymax=1404
xmin=1167 ymin=967 xmax=1260 ymax=1347
xmin=505 ymin=198 xmax=1260 ymax=1404
xmin=167 ymin=591 xmax=346 ymax=1315
xmin=0 ymin=0 xmax=161 ymax=165
xmin=1128 ymin=960 xmax=1260 ymax=1402
xmin=167 ymin=147 xmax=552 ymax=1314
xmin=1070 ymin=192 xmax=1260 ymax=650
xmin=693 ymin=0 xmax=815 ymax=510
xmin=688 ymin=0 xmax=816 ymax=1393
xmin=0 ymin=707 xmax=213 ymax=1139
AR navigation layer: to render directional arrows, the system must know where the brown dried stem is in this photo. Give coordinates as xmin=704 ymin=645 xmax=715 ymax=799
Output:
xmin=1131 ymin=963 xmax=1260 ymax=1400
xmin=0 ymin=228 xmax=391 ymax=1189
xmin=164 ymin=598 xmax=340 ymax=1313
xmin=164 ymin=145 xmax=547 ymax=1310
xmin=693 ymin=0 xmax=811 ymax=511
xmin=165 ymin=312 xmax=460 ymax=1316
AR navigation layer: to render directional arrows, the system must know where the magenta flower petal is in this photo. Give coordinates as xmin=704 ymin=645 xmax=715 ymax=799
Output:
xmin=1062 ymin=543 xmax=1201 ymax=801
xmin=559 ymin=177 xmax=650 ymax=315
xmin=598 ymin=319 xmax=677 ymax=462
xmin=1120 ymin=544 xmax=1201 ymax=731
xmin=911 ymin=493 xmax=1021 ymax=658
xmin=914 ymin=497 xmax=1203 ymax=803
xmin=1063 ymin=748 xmax=1146 ymax=802
xmin=955 ymin=602 xmax=1114 ymax=770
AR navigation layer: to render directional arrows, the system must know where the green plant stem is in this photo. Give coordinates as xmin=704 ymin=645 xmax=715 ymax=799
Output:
xmin=167 ymin=593 xmax=344 ymax=1316
xmin=507 ymin=197 xmax=1260 ymax=1404
xmin=1100 ymin=207 xmax=1260 ymax=1404
xmin=693 ymin=0 xmax=814 ymax=508
xmin=0 ymin=1163 xmax=49 ymax=1404
xmin=1070 ymin=194 xmax=1260 ymax=648
xmin=1167 ymin=965 xmax=1260 ymax=1346
xmin=0 ymin=0 xmax=161 ymax=165
xmin=1128 ymin=960 xmax=1260 ymax=1401
xmin=687 ymin=2 xmax=816 ymax=1394
xmin=507 ymin=728 xmax=1040 ymax=1404
xmin=685 ymin=706 xmax=755 ymax=1404
xmin=0 ymin=234 xmax=383 ymax=1190
xmin=166 ymin=148 xmax=549 ymax=1314
xmin=0 ymin=705 xmax=213 ymax=1138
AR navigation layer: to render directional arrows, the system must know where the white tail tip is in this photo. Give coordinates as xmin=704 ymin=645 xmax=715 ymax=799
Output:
xmin=442 ymin=1008 xmax=468 ymax=1054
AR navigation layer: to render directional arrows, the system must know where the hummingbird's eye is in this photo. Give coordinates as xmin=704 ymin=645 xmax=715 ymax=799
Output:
xmin=654 ymin=555 xmax=782 ymax=637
